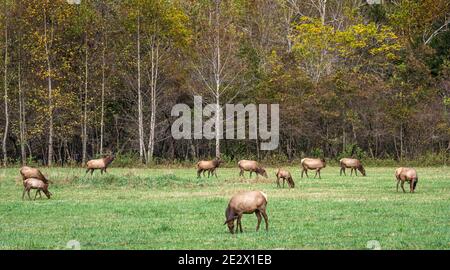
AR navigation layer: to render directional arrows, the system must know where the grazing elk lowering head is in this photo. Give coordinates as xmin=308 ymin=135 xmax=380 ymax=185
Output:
xmin=238 ymin=160 xmax=268 ymax=178
xmin=224 ymin=191 xmax=269 ymax=234
xmin=395 ymin=167 xmax=418 ymax=193
xmin=275 ymin=168 xmax=295 ymax=188
xmin=339 ymin=158 xmax=366 ymax=177
xmin=22 ymin=178 xmax=52 ymax=200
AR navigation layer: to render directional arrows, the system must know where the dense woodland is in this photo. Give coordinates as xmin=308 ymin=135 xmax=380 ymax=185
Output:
xmin=0 ymin=0 xmax=449 ymax=166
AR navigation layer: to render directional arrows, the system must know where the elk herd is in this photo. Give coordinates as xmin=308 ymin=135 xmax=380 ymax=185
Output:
xmin=17 ymin=155 xmax=419 ymax=234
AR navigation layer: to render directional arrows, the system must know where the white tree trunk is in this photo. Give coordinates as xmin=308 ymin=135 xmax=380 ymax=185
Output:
xmin=147 ymin=37 xmax=159 ymax=162
xmin=214 ymin=0 xmax=221 ymax=158
xmin=137 ymin=15 xmax=145 ymax=163
xmin=44 ymin=11 xmax=53 ymax=166
xmin=2 ymin=24 xmax=8 ymax=167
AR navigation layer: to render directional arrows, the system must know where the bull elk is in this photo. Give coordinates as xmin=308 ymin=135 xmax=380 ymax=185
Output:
xmin=85 ymin=155 xmax=115 ymax=175
xmin=300 ymin=158 xmax=326 ymax=179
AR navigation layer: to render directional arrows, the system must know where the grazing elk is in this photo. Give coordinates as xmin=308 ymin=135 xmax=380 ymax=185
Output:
xmin=224 ymin=191 xmax=269 ymax=234
xmin=275 ymin=168 xmax=295 ymax=188
xmin=395 ymin=167 xmax=418 ymax=193
xmin=22 ymin=178 xmax=52 ymax=200
xmin=301 ymin=158 xmax=326 ymax=179
xmin=339 ymin=158 xmax=366 ymax=176
xmin=85 ymin=155 xmax=115 ymax=175
xmin=20 ymin=166 xmax=50 ymax=183
xmin=238 ymin=160 xmax=268 ymax=178
xmin=196 ymin=158 xmax=224 ymax=178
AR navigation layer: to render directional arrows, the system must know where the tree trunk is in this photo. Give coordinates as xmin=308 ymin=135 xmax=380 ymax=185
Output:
xmin=82 ymin=31 xmax=88 ymax=165
xmin=214 ymin=0 xmax=221 ymax=158
xmin=2 ymin=24 xmax=8 ymax=167
xmin=137 ymin=14 xmax=145 ymax=163
xmin=44 ymin=11 xmax=53 ymax=166
xmin=100 ymin=31 xmax=106 ymax=156
xmin=18 ymin=34 xmax=26 ymax=165
xmin=147 ymin=36 xmax=159 ymax=162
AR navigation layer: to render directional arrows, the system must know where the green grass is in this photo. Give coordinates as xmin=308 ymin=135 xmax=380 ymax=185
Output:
xmin=0 ymin=166 xmax=449 ymax=250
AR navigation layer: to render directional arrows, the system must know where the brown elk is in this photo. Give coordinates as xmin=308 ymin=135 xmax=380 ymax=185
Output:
xmin=20 ymin=166 xmax=50 ymax=183
xmin=22 ymin=178 xmax=52 ymax=200
xmin=339 ymin=158 xmax=366 ymax=176
xmin=238 ymin=160 xmax=268 ymax=178
xmin=395 ymin=167 xmax=418 ymax=193
xmin=85 ymin=155 xmax=115 ymax=175
xmin=224 ymin=191 xmax=269 ymax=234
xmin=301 ymin=158 xmax=326 ymax=179
xmin=196 ymin=158 xmax=224 ymax=178
xmin=275 ymin=168 xmax=295 ymax=188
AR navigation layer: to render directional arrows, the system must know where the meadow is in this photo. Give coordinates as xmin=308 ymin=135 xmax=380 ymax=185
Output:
xmin=0 ymin=166 xmax=449 ymax=250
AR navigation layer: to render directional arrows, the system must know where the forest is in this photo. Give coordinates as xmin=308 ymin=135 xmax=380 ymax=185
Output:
xmin=0 ymin=0 xmax=449 ymax=166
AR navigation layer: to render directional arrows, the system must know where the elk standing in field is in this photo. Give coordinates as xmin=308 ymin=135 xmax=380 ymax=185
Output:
xmin=238 ymin=160 xmax=268 ymax=178
xmin=275 ymin=168 xmax=295 ymax=188
xmin=196 ymin=158 xmax=224 ymax=178
xmin=224 ymin=191 xmax=269 ymax=234
xmin=85 ymin=155 xmax=115 ymax=175
xmin=339 ymin=158 xmax=366 ymax=176
xmin=395 ymin=167 xmax=418 ymax=193
xmin=20 ymin=166 xmax=50 ymax=183
xmin=22 ymin=178 xmax=52 ymax=200
xmin=300 ymin=158 xmax=326 ymax=179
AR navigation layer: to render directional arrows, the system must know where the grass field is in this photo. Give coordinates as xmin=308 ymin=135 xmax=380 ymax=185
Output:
xmin=0 ymin=166 xmax=449 ymax=250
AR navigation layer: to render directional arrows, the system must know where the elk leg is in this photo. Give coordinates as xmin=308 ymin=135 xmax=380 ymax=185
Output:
xmin=355 ymin=169 xmax=358 ymax=176
xmin=239 ymin=169 xmax=244 ymax=177
xmin=283 ymin=178 xmax=285 ymax=188
xmin=314 ymin=170 xmax=318 ymax=178
xmin=104 ymin=167 xmax=108 ymax=173
xmin=239 ymin=216 xmax=243 ymax=233
xmin=261 ymin=210 xmax=269 ymax=231
xmin=401 ymin=181 xmax=406 ymax=193
xmin=250 ymin=171 xmax=253 ymax=178
xmin=318 ymin=169 xmax=322 ymax=179
xmin=396 ymin=180 xmax=400 ymax=192
xmin=90 ymin=169 xmax=94 ymax=176
xmin=255 ymin=211 xmax=262 ymax=231
xmin=340 ymin=167 xmax=343 ymax=176
xmin=85 ymin=168 xmax=90 ymax=175
xmin=101 ymin=169 xmax=104 ymax=175
xmin=215 ymin=170 xmax=218 ymax=178
xmin=410 ymin=179 xmax=415 ymax=193
xmin=305 ymin=170 xmax=309 ymax=178
xmin=27 ymin=189 xmax=32 ymax=200
xmin=34 ymin=190 xmax=39 ymax=200
xmin=197 ymin=169 xmax=201 ymax=178
xmin=22 ymin=188 xmax=26 ymax=200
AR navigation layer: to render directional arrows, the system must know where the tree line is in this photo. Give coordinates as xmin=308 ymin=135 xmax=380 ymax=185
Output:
xmin=1 ymin=0 xmax=449 ymax=166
